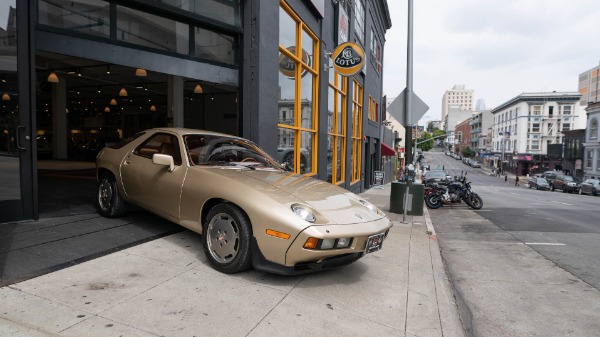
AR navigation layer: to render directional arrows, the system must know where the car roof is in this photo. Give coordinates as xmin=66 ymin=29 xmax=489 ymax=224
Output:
xmin=150 ymin=128 xmax=247 ymax=140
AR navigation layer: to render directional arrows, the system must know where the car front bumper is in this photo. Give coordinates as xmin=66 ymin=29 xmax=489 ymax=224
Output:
xmin=251 ymin=217 xmax=393 ymax=275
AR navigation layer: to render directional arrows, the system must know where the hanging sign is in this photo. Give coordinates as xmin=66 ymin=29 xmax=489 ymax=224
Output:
xmin=332 ymin=42 xmax=365 ymax=76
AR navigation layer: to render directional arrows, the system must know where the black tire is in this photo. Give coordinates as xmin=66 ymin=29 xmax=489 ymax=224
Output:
xmin=425 ymin=193 xmax=443 ymax=209
xmin=203 ymin=203 xmax=252 ymax=274
xmin=97 ymin=174 xmax=128 ymax=217
xmin=562 ymin=187 xmax=567 ymax=193
xmin=550 ymin=185 xmax=555 ymax=191
xmin=593 ymin=189 xmax=598 ymax=196
xmin=468 ymin=193 xmax=483 ymax=210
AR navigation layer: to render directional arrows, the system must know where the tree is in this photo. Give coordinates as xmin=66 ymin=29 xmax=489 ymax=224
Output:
xmin=419 ymin=132 xmax=433 ymax=152
xmin=461 ymin=147 xmax=475 ymax=158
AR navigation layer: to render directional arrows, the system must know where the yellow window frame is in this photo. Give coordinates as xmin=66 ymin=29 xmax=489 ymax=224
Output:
xmin=328 ymin=62 xmax=347 ymax=185
xmin=278 ymin=0 xmax=319 ymax=176
xmin=351 ymin=80 xmax=363 ymax=183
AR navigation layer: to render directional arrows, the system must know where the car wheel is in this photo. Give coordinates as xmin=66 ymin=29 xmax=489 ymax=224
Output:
xmin=203 ymin=203 xmax=252 ymax=274
xmin=97 ymin=174 xmax=128 ymax=217
xmin=562 ymin=187 xmax=567 ymax=193
xmin=593 ymin=189 xmax=598 ymax=196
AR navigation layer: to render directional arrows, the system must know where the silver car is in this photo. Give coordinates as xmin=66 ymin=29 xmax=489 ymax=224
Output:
xmin=579 ymin=178 xmax=600 ymax=196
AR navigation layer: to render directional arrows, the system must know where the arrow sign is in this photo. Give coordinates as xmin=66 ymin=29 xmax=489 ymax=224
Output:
xmin=387 ymin=88 xmax=429 ymax=126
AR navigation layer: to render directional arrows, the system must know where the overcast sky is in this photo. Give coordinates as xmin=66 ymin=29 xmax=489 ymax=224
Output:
xmin=383 ymin=0 xmax=600 ymax=126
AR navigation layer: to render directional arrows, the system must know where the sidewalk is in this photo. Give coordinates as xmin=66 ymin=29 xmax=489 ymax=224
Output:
xmin=0 ymin=183 xmax=465 ymax=337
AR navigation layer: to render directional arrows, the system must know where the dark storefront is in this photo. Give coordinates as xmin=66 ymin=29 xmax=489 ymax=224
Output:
xmin=1 ymin=0 xmax=391 ymax=223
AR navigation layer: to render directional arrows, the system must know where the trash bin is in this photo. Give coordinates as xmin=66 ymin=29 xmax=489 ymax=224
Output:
xmin=389 ymin=181 xmax=424 ymax=215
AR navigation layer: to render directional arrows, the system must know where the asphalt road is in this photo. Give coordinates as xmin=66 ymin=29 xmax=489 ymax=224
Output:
xmin=423 ymin=150 xmax=600 ymax=337
xmin=425 ymin=150 xmax=600 ymax=289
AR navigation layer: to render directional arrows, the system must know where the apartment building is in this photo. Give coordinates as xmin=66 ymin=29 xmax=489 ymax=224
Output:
xmin=490 ymin=92 xmax=582 ymax=175
xmin=441 ymin=84 xmax=474 ymax=130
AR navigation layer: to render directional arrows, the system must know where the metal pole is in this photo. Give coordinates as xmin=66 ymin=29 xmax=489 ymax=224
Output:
xmin=402 ymin=0 xmax=413 ymax=224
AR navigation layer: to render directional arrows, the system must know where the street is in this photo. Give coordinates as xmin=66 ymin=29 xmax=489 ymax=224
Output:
xmin=424 ymin=151 xmax=600 ymax=336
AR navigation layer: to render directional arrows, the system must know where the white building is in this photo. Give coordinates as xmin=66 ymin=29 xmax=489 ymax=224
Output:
xmin=490 ymin=92 xmax=582 ymax=175
xmin=583 ymin=102 xmax=600 ymax=179
xmin=441 ymin=84 xmax=474 ymax=130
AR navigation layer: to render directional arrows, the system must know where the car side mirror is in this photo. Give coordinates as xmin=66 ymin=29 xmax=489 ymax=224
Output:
xmin=153 ymin=153 xmax=175 ymax=172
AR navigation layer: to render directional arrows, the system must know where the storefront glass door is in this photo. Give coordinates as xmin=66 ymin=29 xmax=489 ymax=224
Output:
xmin=1 ymin=0 xmax=35 ymax=222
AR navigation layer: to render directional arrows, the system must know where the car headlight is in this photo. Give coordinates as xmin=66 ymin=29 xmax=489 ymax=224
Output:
xmin=291 ymin=205 xmax=316 ymax=223
xmin=360 ymin=200 xmax=379 ymax=214
xmin=303 ymin=237 xmax=353 ymax=250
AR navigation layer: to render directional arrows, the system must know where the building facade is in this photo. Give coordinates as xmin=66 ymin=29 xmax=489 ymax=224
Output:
xmin=578 ymin=62 xmax=600 ymax=107
xmin=583 ymin=102 xmax=600 ymax=179
xmin=0 ymin=0 xmax=392 ymax=222
xmin=454 ymin=117 xmax=472 ymax=156
xmin=562 ymin=129 xmax=585 ymax=179
xmin=441 ymin=84 xmax=473 ymax=130
xmin=490 ymin=92 xmax=582 ymax=175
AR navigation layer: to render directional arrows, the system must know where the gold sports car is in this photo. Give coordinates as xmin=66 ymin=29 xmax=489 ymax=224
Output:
xmin=96 ymin=128 xmax=392 ymax=275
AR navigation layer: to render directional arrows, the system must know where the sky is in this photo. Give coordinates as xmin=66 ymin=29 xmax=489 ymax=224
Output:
xmin=382 ymin=0 xmax=600 ymax=126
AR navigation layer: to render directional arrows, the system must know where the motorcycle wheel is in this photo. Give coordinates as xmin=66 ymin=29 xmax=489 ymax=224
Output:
xmin=468 ymin=194 xmax=483 ymax=210
xmin=425 ymin=193 xmax=443 ymax=209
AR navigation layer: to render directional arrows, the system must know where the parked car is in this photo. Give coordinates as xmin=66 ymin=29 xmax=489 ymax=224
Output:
xmin=579 ymin=178 xmax=600 ymax=196
xmin=95 ymin=128 xmax=392 ymax=275
xmin=528 ymin=177 xmax=550 ymax=190
xmin=424 ymin=169 xmax=448 ymax=184
xmin=471 ymin=161 xmax=481 ymax=168
xmin=542 ymin=171 xmax=558 ymax=180
xmin=550 ymin=174 xmax=579 ymax=193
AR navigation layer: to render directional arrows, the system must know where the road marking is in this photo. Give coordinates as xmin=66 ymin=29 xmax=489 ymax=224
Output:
xmin=551 ymin=201 xmax=572 ymax=206
xmin=525 ymin=243 xmax=566 ymax=246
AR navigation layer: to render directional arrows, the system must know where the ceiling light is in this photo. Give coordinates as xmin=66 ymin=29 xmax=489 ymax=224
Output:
xmin=2 ymin=93 xmax=10 ymax=101
xmin=194 ymin=84 xmax=203 ymax=94
xmin=106 ymin=66 xmax=111 ymax=74
xmin=119 ymin=87 xmax=128 ymax=96
xmin=104 ymin=107 xmax=110 ymax=113
xmin=47 ymin=72 xmax=59 ymax=83
xmin=110 ymin=98 xmax=117 ymax=105
xmin=135 ymin=68 xmax=147 ymax=76
xmin=150 ymin=105 xmax=156 ymax=111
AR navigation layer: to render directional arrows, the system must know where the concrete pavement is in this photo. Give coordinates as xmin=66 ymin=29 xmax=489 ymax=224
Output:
xmin=0 ymin=183 xmax=466 ymax=337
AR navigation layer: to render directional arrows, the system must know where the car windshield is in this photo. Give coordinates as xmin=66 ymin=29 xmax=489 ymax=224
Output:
xmin=563 ymin=176 xmax=574 ymax=181
xmin=184 ymin=134 xmax=281 ymax=170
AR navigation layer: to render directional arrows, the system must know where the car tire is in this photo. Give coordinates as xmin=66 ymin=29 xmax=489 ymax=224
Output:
xmin=203 ymin=203 xmax=252 ymax=274
xmin=550 ymin=185 xmax=555 ymax=191
xmin=593 ymin=189 xmax=598 ymax=196
xmin=562 ymin=187 xmax=567 ymax=193
xmin=97 ymin=174 xmax=128 ymax=217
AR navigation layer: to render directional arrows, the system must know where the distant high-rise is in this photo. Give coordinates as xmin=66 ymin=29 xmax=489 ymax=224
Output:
xmin=441 ymin=84 xmax=474 ymax=130
xmin=475 ymin=99 xmax=486 ymax=112
xmin=579 ymin=62 xmax=600 ymax=106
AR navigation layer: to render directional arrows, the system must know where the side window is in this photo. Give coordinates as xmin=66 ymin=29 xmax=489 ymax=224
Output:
xmin=134 ymin=133 xmax=182 ymax=165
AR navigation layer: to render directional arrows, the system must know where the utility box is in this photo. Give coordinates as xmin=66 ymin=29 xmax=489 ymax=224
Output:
xmin=389 ymin=182 xmax=424 ymax=215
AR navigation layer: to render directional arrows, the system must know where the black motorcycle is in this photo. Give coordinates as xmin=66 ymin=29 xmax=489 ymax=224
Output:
xmin=425 ymin=176 xmax=483 ymax=210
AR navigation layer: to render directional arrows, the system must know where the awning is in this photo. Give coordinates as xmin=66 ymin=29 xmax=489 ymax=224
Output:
xmin=381 ymin=142 xmax=396 ymax=156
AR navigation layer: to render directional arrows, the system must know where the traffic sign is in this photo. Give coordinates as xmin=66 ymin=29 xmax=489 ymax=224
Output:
xmin=387 ymin=88 xmax=429 ymax=126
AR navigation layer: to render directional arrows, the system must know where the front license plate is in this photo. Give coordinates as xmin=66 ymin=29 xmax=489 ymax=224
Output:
xmin=365 ymin=233 xmax=385 ymax=254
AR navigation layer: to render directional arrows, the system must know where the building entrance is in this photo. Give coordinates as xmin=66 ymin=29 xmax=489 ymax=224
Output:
xmin=33 ymin=51 xmax=239 ymax=218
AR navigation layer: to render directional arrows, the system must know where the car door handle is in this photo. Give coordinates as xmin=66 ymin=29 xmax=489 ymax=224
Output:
xmin=124 ymin=155 xmax=131 ymax=165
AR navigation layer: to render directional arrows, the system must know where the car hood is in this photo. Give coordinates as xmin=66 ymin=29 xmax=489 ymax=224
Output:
xmin=202 ymin=167 xmax=385 ymax=224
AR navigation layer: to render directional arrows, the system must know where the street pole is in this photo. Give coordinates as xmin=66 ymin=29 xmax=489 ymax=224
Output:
xmin=402 ymin=0 xmax=413 ymax=224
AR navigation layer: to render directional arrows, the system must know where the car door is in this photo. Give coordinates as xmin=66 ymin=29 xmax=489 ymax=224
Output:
xmin=120 ymin=132 xmax=187 ymax=218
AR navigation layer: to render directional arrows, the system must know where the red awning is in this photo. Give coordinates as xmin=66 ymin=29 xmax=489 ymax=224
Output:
xmin=381 ymin=142 xmax=396 ymax=156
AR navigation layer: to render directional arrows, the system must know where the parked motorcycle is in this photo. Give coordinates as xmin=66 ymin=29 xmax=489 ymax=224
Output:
xmin=425 ymin=176 xmax=483 ymax=210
